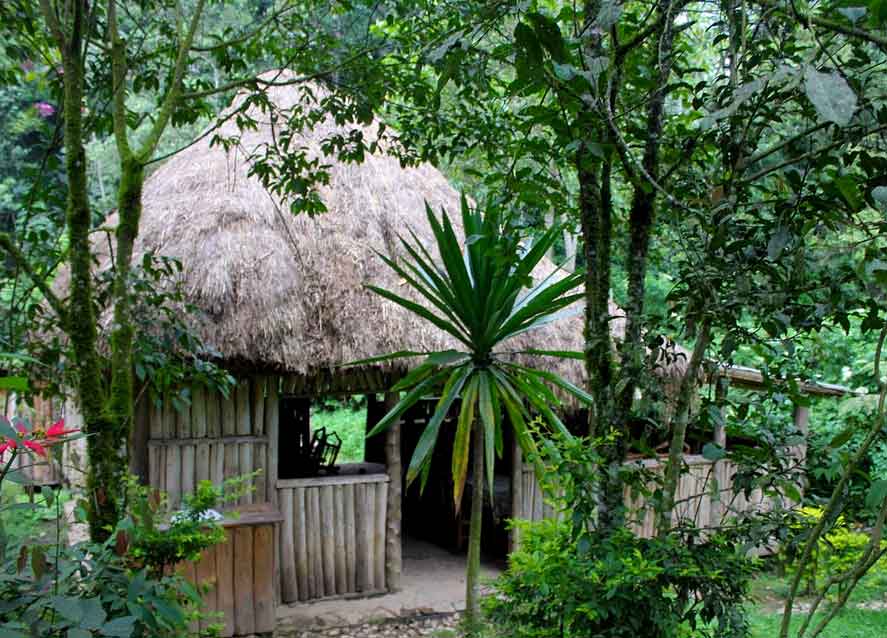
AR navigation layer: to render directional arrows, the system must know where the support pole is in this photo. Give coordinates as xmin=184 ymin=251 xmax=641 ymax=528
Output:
xmin=383 ymin=392 xmax=402 ymax=592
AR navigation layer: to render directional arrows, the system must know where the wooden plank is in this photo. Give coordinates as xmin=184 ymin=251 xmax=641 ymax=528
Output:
xmin=294 ymin=487 xmax=309 ymax=601
xmin=334 ymin=486 xmax=347 ymax=595
xmin=181 ymin=444 xmax=196 ymax=500
xmin=280 ymin=488 xmax=298 ymax=602
xmin=510 ymin=436 xmax=523 ymax=550
xmin=374 ymin=481 xmax=387 ymax=591
xmin=254 ymin=442 xmax=267 ymax=503
xmin=265 ymin=377 xmax=279 ymax=507
xmin=252 ymin=376 xmax=266 ymax=436
xmin=233 ymin=526 xmax=255 ymax=636
xmin=206 ymin=388 xmax=221 ymax=438
xmin=321 ymin=485 xmax=336 ymax=596
xmin=196 ymin=442 xmax=211 ymax=486
xmin=383 ymin=393 xmax=402 ymax=591
xmin=236 ymin=378 xmax=251 ymax=436
xmin=147 ymin=435 xmax=268 ymax=446
xmin=165 ymin=445 xmax=181 ymax=509
xmin=253 ymin=524 xmax=275 ymax=633
xmin=176 ymin=392 xmax=192 ymax=439
xmin=221 ymin=387 xmax=236 ymax=437
xmin=148 ymin=394 xmax=163 ymax=439
xmin=195 ymin=546 xmax=217 ymax=633
xmin=212 ymin=441 xmax=225 ymax=489
xmin=192 ymin=386 xmax=207 ymax=438
xmin=216 ymin=532 xmax=235 ymax=637
xmin=308 ymin=488 xmax=323 ymax=598
xmin=148 ymin=444 xmax=162 ymax=493
xmin=240 ymin=442 xmax=254 ymax=505
xmin=130 ymin=394 xmax=150 ymax=483
xmin=224 ymin=443 xmax=239 ymax=503
xmin=344 ymin=483 xmax=357 ymax=593
xmin=162 ymin=394 xmax=175 ymax=440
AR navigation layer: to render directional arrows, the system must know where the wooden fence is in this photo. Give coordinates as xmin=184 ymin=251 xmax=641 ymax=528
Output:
xmin=517 ymin=455 xmax=773 ymax=537
xmin=277 ymin=473 xmax=389 ymax=602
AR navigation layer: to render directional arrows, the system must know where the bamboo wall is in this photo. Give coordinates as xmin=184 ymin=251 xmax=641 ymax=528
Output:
xmin=145 ymin=376 xmax=279 ymax=509
xmin=516 ymin=455 xmax=774 ymax=538
xmin=277 ymin=473 xmax=389 ymax=603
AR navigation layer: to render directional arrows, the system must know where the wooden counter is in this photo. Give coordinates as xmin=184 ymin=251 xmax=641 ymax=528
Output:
xmin=277 ymin=471 xmax=390 ymax=602
xmin=180 ymin=504 xmax=282 ymax=637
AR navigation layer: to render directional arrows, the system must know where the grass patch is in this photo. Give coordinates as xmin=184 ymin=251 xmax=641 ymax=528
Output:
xmin=749 ymin=607 xmax=887 ymax=637
xmin=311 ymin=406 xmax=366 ymax=463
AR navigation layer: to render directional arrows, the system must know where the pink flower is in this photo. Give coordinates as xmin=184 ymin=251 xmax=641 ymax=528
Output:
xmin=35 ymin=102 xmax=55 ymax=118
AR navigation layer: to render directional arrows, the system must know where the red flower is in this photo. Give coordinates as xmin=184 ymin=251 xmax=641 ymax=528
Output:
xmin=44 ymin=419 xmax=77 ymax=440
xmin=0 ymin=440 xmax=16 ymax=456
xmin=23 ymin=439 xmax=47 ymax=457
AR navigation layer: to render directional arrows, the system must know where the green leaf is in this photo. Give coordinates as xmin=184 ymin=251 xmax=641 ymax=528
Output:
xmin=767 ymin=227 xmax=790 ymax=261
xmin=67 ymin=630 xmax=92 ymax=638
xmin=452 ymin=376 xmax=478 ymax=511
xmin=804 ymin=66 xmax=857 ymax=126
xmin=0 ymin=417 xmax=17 ymax=439
xmin=101 ymin=616 xmax=137 ymax=637
xmin=527 ymin=12 xmax=567 ymax=63
xmin=828 ymin=426 xmax=855 ymax=449
xmin=702 ymin=443 xmax=726 ymax=461
xmin=367 ymin=368 xmax=451 ymax=437
xmin=78 ymin=597 xmax=107 ymax=631
xmin=50 ymin=596 xmax=83 ymax=624
xmin=866 ymin=479 xmax=887 ymax=509
xmin=406 ymin=366 xmax=472 ymax=487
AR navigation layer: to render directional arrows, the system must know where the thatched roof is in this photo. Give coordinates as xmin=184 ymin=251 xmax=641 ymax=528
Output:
xmin=54 ymin=74 xmax=687 ymax=393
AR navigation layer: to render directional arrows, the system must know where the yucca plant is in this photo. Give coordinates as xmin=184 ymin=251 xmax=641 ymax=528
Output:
xmin=355 ymin=196 xmax=589 ymax=628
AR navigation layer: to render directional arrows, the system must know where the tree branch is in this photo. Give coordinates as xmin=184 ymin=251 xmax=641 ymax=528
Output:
xmin=0 ymin=233 xmax=65 ymax=321
xmin=136 ymin=0 xmax=207 ymax=160
xmin=107 ymin=0 xmax=132 ymax=161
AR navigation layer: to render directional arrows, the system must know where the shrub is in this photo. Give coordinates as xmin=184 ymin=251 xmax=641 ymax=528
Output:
xmin=783 ymin=506 xmax=887 ymax=597
xmin=485 ymin=520 xmax=755 ymax=638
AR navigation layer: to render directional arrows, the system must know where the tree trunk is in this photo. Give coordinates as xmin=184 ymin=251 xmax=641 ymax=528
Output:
xmin=464 ymin=423 xmax=484 ymax=633
xmin=56 ymin=0 xmax=118 ymax=540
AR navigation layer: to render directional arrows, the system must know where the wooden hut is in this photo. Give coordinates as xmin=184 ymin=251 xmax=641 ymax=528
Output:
xmin=50 ymin=75 xmax=843 ymax=631
xmin=47 ymin=77 xmax=618 ymax=626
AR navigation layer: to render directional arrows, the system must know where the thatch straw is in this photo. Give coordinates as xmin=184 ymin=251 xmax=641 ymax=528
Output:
xmin=53 ymin=72 xmax=686 ymax=392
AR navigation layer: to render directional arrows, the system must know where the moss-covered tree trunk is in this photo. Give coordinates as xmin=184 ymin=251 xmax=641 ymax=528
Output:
xmin=43 ymin=0 xmax=121 ymax=539
xmin=464 ymin=423 xmax=485 ymax=633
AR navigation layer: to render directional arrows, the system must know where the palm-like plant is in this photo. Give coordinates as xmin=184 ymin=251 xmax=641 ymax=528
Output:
xmin=357 ymin=197 xmax=590 ymax=627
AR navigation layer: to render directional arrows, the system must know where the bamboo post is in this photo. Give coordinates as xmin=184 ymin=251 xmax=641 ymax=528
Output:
xmin=294 ymin=487 xmax=309 ymax=600
xmin=280 ymin=489 xmax=297 ymax=602
xmin=510 ymin=435 xmax=523 ymax=551
xmin=383 ymin=392 xmax=402 ymax=591
xmin=321 ymin=485 xmax=336 ymax=595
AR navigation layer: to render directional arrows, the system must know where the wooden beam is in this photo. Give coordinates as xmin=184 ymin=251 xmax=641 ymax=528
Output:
xmin=383 ymin=392 xmax=402 ymax=592
xmin=510 ymin=434 xmax=523 ymax=551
